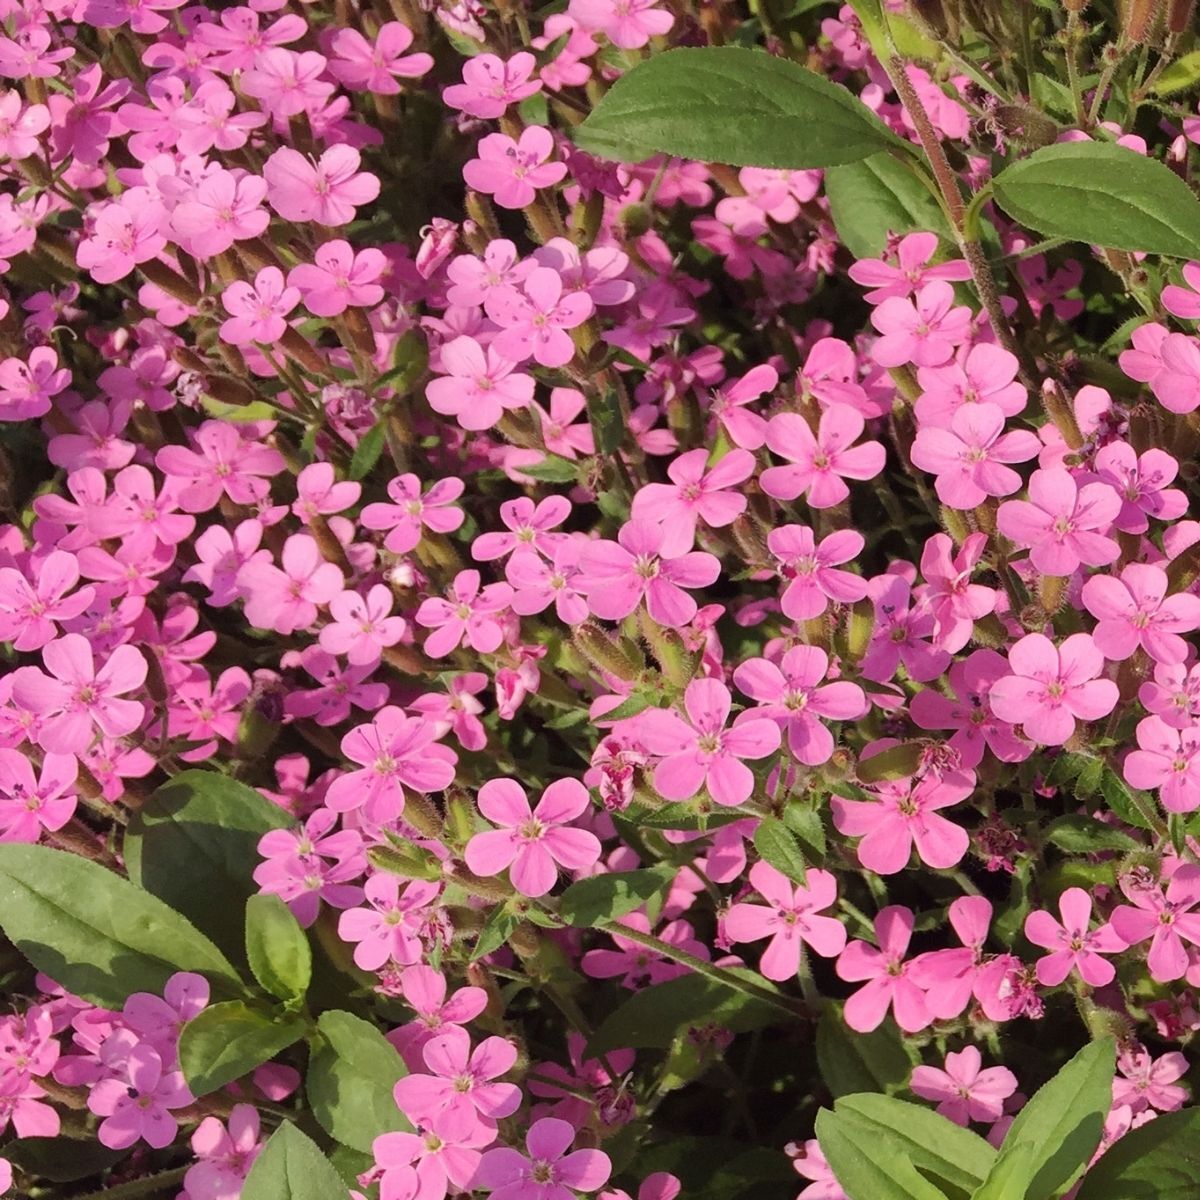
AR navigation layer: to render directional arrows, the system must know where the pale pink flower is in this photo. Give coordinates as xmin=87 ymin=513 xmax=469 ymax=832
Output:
xmin=327 ymin=22 xmax=433 ymax=92
xmin=914 ymin=343 xmax=1026 ymax=427
xmin=0 ymin=90 xmax=49 ymax=159
xmin=185 ymin=1104 xmax=263 ymax=1200
xmin=907 ymin=895 xmax=995 ymax=1020
xmin=415 ymin=569 xmax=514 ymax=658
xmin=387 ymin=965 xmax=489 ymax=1069
xmin=707 ymin=364 xmax=775 ymax=450
xmin=88 ymin=1043 xmax=191 ymax=1150
xmin=241 ymin=49 xmax=335 ymax=118
xmin=156 ymin=422 xmax=285 ymax=513
xmin=869 ymin=280 xmax=972 ymax=368
xmin=568 ymin=0 xmax=673 ymax=48
xmin=1163 ymin=261 xmax=1200 ymax=320
xmin=1139 ymin=660 xmax=1200 ymax=729
xmin=464 ymin=127 xmax=567 ymax=210
xmin=761 ymin=405 xmax=885 ymax=508
xmin=237 ymin=534 xmax=343 ymax=636
xmin=361 ymin=474 xmax=465 ymax=555
xmin=1025 ymin=887 xmax=1127 ymax=987
xmin=474 ymin=497 xmax=571 ymax=561
xmin=76 ymin=193 xmax=168 ymax=284
xmin=337 ymin=875 xmax=439 ymax=971
xmin=767 ymin=525 xmax=867 ymax=620
xmin=1082 ymin=563 xmax=1200 ymax=664
xmin=0 ymin=551 xmax=95 ymax=651
xmin=485 ymin=267 xmax=594 ymax=368
xmin=426 ymin=337 xmax=535 ymax=432
xmin=443 ymin=52 xmax=541 ymax=118
xmin=506 ymin=543 xmax=589 ymax=626
xmin=288 ymin=240 xmax=387 ymax=317
xmin=170 ymin=170 xmax=269 ymax=257
xmin=373 ymin=1116 xmax=494 ymax=1200
xmin=836 ymin=906 xmax=931 ymax=1033
xmin=848 ymin=232 xmax=972 ymax=302
xmin=319 ymin=585 xmax=407 ymax=665
xmin=910 ymin=1047 xmax=1017 ymax=1126
xmin=264 ymin=145 xmax=381 ymax=226
xmin=0 ymin=750 xmax=77 ymax=844
xmin=1113 ymin=1045 xmax=1189 ymax=1114
xmin=1124 ymin=716 xmax=1200 ymax=813
xmin=474 ymin=1117 xmax=611 ymax=1199
xmin=1093 ymin=441 xmax=1187 ymax=533
xmin=219 ymin=266 xmax=300 ymax=347
xmin=1111 ymin=865 xmax=1200 ymax=982
xmin=917 ymin=533 xmax=996 ymax=654
xmin=0 ymin=346 xmax=70 ymax=421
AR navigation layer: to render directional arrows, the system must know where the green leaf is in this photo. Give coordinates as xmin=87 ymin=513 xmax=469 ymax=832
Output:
xmin=180 ymin=1000 xmax=308 ymax=1097
xmin=0 ymin=844 xmax=242 ymax=1008
xmin=992 ymin=142 xmax=1200 ymax=259
xmin=573 ymin=46 xmax=905 ymax=168
xmin=308 ymin=1010 xmax=410 ymax=1153
xmin=974 ymin=1038 xmax=1115 ymax=1200
xmin=124 ymin=770 xmax=292 ymax=969
xmin=472 ymin=903 xmax=522 ymax=961
xmin=520 ymin=456 xmax=581 ymax=483
xmin=1044 ymin=814 xmax=1140 ymax=854
xmin=753 ymin=817 xmax=807 ymax=884
xmin=368 ymin=842 xmax=445 ymax=881
xmin=242 ymin=1122 xmax=348 ymax=1200
xmin=834 ymin=1094 xmax=995 ymax=1193
xmin=587 ymin=385 xmax=625 ymax=457
xmin=348 ymin=421 xmax=387 ymax=480
xmin=1099 ymin=767 xmax=1156 ymax=831
xmin=815 ymin=1007 xmax=913 ymax=1097
xmin=588 ymin=971 xmax=778 ymax=1056
xmin=245 ymin=894 xmax=312 ymax=1003
xmin=825 ymin=153 xmax=950 ymax=259
xmin=815 ymin=1107 xmax=950 ymax=1200
xmin=856 ymin=742 xmax=923 ymax=783
xmin=559 ymin=864 xmax=676 ymax=926
xmin=1151 ymin=50 xmax=1200 ymax=97
xmin=783 ymin=802 xmax=827 ymax=858
xmin=1075 ymin=1107 xmax=1200 ymax=1198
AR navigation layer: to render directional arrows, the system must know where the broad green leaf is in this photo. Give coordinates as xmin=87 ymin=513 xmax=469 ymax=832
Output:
xmin=815 ymin=1007 xmax=913 ymax=1097
xmin=573 ymin=46 xmax=905 ymax=169
xmin=992 ymin=143 xmax=1200 ymax=259
xmin=856 ymin=742 xmax=922 ymax=783
xmin=815 ymin=1107 xmax=950 ymax=1200
xmin=125 ymin=770 xmax=291 ymax=970
xmin=825 ymin=153 xmax=950 ymax=259
xmin=180 ymin=1000 xmax=308 ymax=1097
xmin=0 ymin=844 xmax=242 ymax=1008
xmin=245 ymin=894 xmax=312 ymax=1003
xmin=834 ymin=1094 xmax=995 ymax=1193
xmin=520 ymin=456 xmax=581 ymax=483
xmin=588 ymin=971 xmax=778 ymax=1056
xmin=1044 ymin=814 xmax=1140 ymax=854
xmin=308 ymin=1010 xmax=410 ymax=1152
xmin=242 ymin=1122 xmax=348 ymax=1200
xmin=974 ymin=1038 xmax=1115 ymax=1200
xmin=753 ymin=817 xmax=807 ymax=884
xmin=559 ymin=865 xmax=676 ymax=926
xmin=1075 ymin=1107 xmax=1200 ymax=1198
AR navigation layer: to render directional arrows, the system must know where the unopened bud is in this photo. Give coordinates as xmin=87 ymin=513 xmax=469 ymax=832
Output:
xmin=573 ymin=621 xmax=642 ymax=682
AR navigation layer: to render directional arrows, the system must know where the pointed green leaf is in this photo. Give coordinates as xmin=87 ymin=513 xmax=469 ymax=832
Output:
xmin=245 ymin=894 xmax=312 ymax=1003
xmin=753 ymin=817 xmax=808 ymax=884
xmin=242 ymin=1123 xmax=348 ymax=1200
xmin=559 ymin=865 xmax=677 ymax=926
xmin=180 ymin=1000 xmax=308 ymax=1097
xmin=815 ymin=1107 xmax=950 ymax=1200
xmin=815 ymin=1007 xmax=914 ymax=1097
xmin=1075 ymin=1107 xmax=1200 ymax=1198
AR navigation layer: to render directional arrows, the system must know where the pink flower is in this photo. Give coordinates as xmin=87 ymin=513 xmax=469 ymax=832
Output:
xmin=988 ymin=632 xmax=1119 ymax=746
xmin=506 ymin=543 xmax=589 ymax=626
xmin=859 ymin=573 xmax=951 ymax=684
xmin=848 ymin=232 xmax=972 ymax=302
xmin=1113 ymin=1044 xmax=1189 ymax=1114
xmin=0 ymin=91 xmax=49 ymax=159
xmin=1111 ymin=865 xmax=1200 ymax=982
xmin=219 ymin=266 xmax=300 ymax=347
xmin=393 ymin=1028 xmax=521 ymax=1137
xmin=1024 ymin=887 xmax=1127 ymax=987
xmin=733 ymin=645 xmax=867 ymax=765
xmin=581 ymin=912 xmax=707 ymax=989
xmin=485 ymin=267 xmax=594 ymax=368
xmin=319 ymin=584 xmax=407 ymax=665
xmin=0 ymin=551 xmax=95 ymax=651
xmin=907 ymin=895 xmax=995 ymax=1020
xmin=387 ymin=965 xmax=489 ymax=1069
xmin=156 ymin=421 xmax=285 ymax=513
xmin=237 ymin=534 xmax=343 ymax=636
xmin=761 ymin=405 xmax=886 ymax=508
xmin=707 ymin=364 xmax=775 ymax=450
xmin=997 ymin=468 xmax=1121 ymax=575
xmin=474 ymin=497 xmax=571 ymax=561
xmin=185 ymin=1104 xmax=263 ymax=1200
xmin=637 ymin=678 xmax=781 ymax=807
xmin=12 ymin=635 xmax=146 ymax=754
xmin=264 ymin=145 xmax=381 ymax=226
xmin=373 ymin=1116 xmax=494 ymax=1200
xmin=630 ymin=448 xmax=755 ymax=556
xmin=831 ymin=766 xmax=973 ymax=875
xmin=914 ymin=343 xmax=1026 ymax=428
xmin=288 ymin=240 xmax=387 ymax=317
xmin=337 ymin=875 xmax=439 ymax=971
xmin=464 ymin=127 xmax=567 ymax=211
xmin=1123 ymin=716 xmax=1200 ymax=813
xmin=170 ymin=170 xmax=269 ymax=258
xmin=0 ymin=750 xmax=77 ymax=844
xmin=1093 ymin=441 xmax=1187 ymax=533
xmin=76 ymin=193 xmax=168 ymax=284
xmin=443 ymin=52 xmax=541 ymax=118
xmin=917 ymin=533 xmax=996 ymax=654
xmin=1082 ymin=563 xmax=1200 ymax=664
xmin=427 ymin=336 xmax=535 ymax=431
xmin=910 ymin=403 xmax=1039 ymax=509
xmin=836 ymin=905 xmax=932 ymax=1033
xmin=476 ymin=1117 xmax=611 ymax=1200
xmin=910 ymin=1047 xmax=1017 ymax=1126
xmin=0 ymin=347 xmax=70 ymax=421
xmin=465 ymin=778 xmax=601 ymax=897
xmin=88 ymin=1043 xmax=191 ymax=1150
xmin=766 ymin=525 xmax=867 ymax=621
xmin=327 ymin=22 xmax=433 ymax=92
xmin=416 ymin=569 xmax=514 ymax=658
xmin=791 ymin=1140 xmax=845 ymax=1200
xmin=293 ymin=462 xmax=361 ymax=524
xmin=1139 ymin=660 xmax=1200 ymax=729
xmin=869 ymin=280 xmax=972 ymax=368
xmin=361 ymin=474 xmax=465 ymax=554
xmin=568 ymin=0 xmax=674 ymax=48
xmin=724 ymin=862 xmax=846 ymax=980
xmin=577 ymin=520 xmax=720 ymax=629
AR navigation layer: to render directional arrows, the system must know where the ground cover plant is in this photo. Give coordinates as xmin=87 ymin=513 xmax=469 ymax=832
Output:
xmin=10 ymin=0 xmax=1200 ymax=1197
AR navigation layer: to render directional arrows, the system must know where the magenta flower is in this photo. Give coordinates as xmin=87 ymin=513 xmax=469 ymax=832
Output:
xmin=996 ymin=468 xmax=1121 ymax=576
xmin=733 ymin=645 xmax=867 ymax=765
xmin=766 ymin=525 xmax=867 ymax=621
xmin=373 ymin=1115 xmax=494 ymax=1200
xmin=907 ymin=895 xmax=994 ymax=1020
xmin=507 ymin=544 xmax=589 ymax=626
xmin=327 ymin=22 xmax=433 ymax=92
xmin=1082 ymin=563 xmax=1200 ymax=665
xmin=426 ymin=337 xmax=535 ymax=432
xmin=1111 ymin=865 xmax=1200 ymax=982
xmin=910 ymin=1047 xmax=1017 ymax=1126
xmin=288 ymin=240 xmax=387 ymax=318
xmin=911 ymin=402 xmax=1039 ymax=509
xmin=465 ymin=778 xmax=601 ymax=897
xmin=724 ymin=862 xmax=846 ymax=981
xmin=337 ymin=875 xmax=439 ymax=971
xmin=869 ymin=280 xmax=972 ymax=368
xmin=416 ymin=569 xmax=514 ymax=658
xmin=1113 ymin=1044 xmax=1189 ymax=1114
xmin=464 ymin=127 xmax=567 ymax=210
xmin=0 ymin=750 xmax=77 ymax=844
xmin=155 ymin=420 xmax=285 ymax=513
xmin=761 ymin=405 xmax=886 ymax=508
xmin=707 ymin=364 xmax=775 ymax=450
xmin=859 ymin=573 xmax=950 ymax=684
xmin=170 ymin=169 xmax=269 ymax=258
xmin=0 ymin=550 xmax=94 ymax=651
xmin=443 ymin=51 xmax=541 ymax=118
xmin=185 ymin=1105 xmax=263 ymax=1200
xmin=848 ymin=232 xmax=971 ymax=302
xmin=319 ymin=584 xmax=407 ymax=665
xmin=637 ymin=678 xmax=780 ymax=807
xmin=360 ymin=474 xmax=465 ymax=555
xmin=474 ymin=1116 xmax=612 ymax=1200
xmin=630 ymin=448 xmax=755 ymax=556
xmin=76 ymin=195 xmax=167 ymax=284
xmin=831 ymin=766 xmax=973 ymax=875
xmin=917 ymin=533 xmax=997 ymax=654
xmin=388 ymin=965 xmax=489 ymax=1069
xmin=88 ymin=1043 xmax=192 ymax=1150
xmin=577 ymin=519 xmax=720 ymax=629
xmin=1123 ymin=715 xmax=1200 ymax=813
xmin=914 ymin=343 xmax=1027 ymax=427
xmin=219 ymin=266 xmax=300 ymax=347
xmin=237 ymin=534 xmax=343 ymax=636
xmin=485 ymin=267 xmax=594 ymax=368
xmin=263 ymin=145 xmax=381 ymax=226
xmin=393 ymin=1028 xmax=521 ymax=1137
xmin=12 ymin=635 xmax=146 ymax=754
xmin=0 ymin=346 xmax=69 ymax=421
xmin=989 ymin=632 xmax=1119 ymax=747
xmin=836 ymin=906 xmax=931 ymax=1033
xmin=474 ymin=497 xmax=571 ymax=562
xmin=1024 ymin=887 xmax=1127 ymax=987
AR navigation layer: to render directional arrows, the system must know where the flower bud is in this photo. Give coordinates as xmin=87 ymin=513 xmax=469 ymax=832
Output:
xmin=572 ymin=621 xmax=642 ymax=682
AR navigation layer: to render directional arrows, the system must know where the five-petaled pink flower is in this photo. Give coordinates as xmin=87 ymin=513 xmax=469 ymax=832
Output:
xmin=337 ymin=875 xmax=440 ymax=971
xmin=1024 ymin=887 xmax=1127 ymax=987
xmin=910 ymin=1047 xmax=1017 ymax=1126
xmin=415 ymin=569 xmax=514 ymax=658
xmin=1082 ymin=563 xmax=1200 ymax=665
xmin=474 ymin=1116 xmax=612 ymax=1200
xmin=836 ymin=905 xmax=931 ymax=1033
xmin=724 ymin=862 xmax=846 ymax=981
xmin=0 ymin=550 xmax=95 ymax=651
xmin=485 ymin=267 xmax=594 ymax=368
xmin=219 ymin=266 xmax=300 ymax=347
xmin=766 ymin=525 xmax=867 ymax=621
xmin=288 ymin=240 xmax=387 ymax=317
xmin=1111 ymin=865 xmax=1200 ymax=982
xmin=361 ymin=474 xmax=465 ymax=555
xmin=1123 ymin=715 xmax=1200 ymax=813
xmin=761 ymin=405 xmax=886 ymax=508
xmin=442 ymin=51 xmax=541 ymax=118
xmin=465 ymin=778 xmax=601 ymax=897
xmin=869 ymin=280 xmax=972 ymax=368
xmin=464 ymin=127 xmax=567 ymax=211
xmin=264 ymin=145 xmax=381 ymax=225
xmin=327 ymin=21 xmax=433 ymax=92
